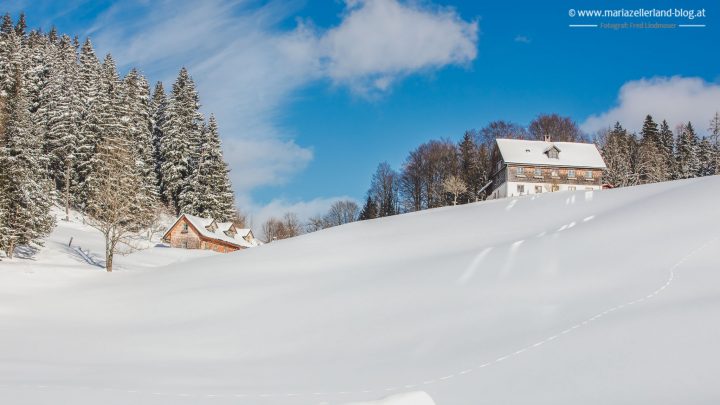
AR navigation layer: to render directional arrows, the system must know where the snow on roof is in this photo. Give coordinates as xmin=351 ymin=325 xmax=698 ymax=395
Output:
xmin=178 ymin=214 xmax=255 ymax=248
xmin=495 ymin=139 xmax=607 ymax=169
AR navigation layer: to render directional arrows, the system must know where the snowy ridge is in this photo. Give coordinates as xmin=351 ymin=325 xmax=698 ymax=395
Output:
xmin=1 ymin=176 xmax=720 ymax=404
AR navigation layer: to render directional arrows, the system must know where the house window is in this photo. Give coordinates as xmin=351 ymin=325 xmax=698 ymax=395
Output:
xmin=534 ymin=168 xmax=542 ymax=177
xmin=516 ymin=167 xmax=525 ymax=177
xmin=535 ymin=185 xmax=542 ymax=193
xmin=181 ymin=223 xmax=189 ymax=233
xmin=551 ymin=185 xmax=559 ymax=192
xmin=551 ymin=169 xmax=559 ymax=177
xmin=568 ymin=169 xmax=576 ymax=178
xmin=585 ymin=170 xmax=593 ymax=179
xmin=517 ymin=184 xmax=525 ymax=194
xmin=568 ymin=186 xmax=576 ymax=191
xmin=547 ymin=149 xmax=559 ymax=159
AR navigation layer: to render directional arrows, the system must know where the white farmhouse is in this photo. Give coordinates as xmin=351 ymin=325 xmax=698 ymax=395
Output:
xmin=488 ymin=137 xmax=607 ymax=199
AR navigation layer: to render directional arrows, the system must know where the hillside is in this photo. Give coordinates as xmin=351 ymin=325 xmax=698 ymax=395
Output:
xmin=1 ymin=176 xmax=720 ymax=404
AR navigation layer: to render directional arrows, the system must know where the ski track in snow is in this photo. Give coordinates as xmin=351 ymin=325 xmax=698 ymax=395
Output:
xmin=1 ymin=206 xmax=717 ymax=404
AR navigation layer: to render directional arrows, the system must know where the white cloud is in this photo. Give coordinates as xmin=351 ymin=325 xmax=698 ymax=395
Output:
xmin=514 ymin=35 xmax=530 ymax=44
xmin=320 ymin=0 xmax=478 ymax=92
xmin=581 ymin=76 xmax=720 ymax=136
xmin=86 ymin=0 xmax=477 ymax=223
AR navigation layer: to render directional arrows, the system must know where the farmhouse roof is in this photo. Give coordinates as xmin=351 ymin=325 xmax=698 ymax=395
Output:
xmin=166 ymin=214 xmax=258 ymax=249
xmin=495 ymin=138 xmax=607 ymax=169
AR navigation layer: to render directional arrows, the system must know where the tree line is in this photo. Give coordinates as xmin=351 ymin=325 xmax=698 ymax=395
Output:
xmin=265 ymin=112 xmax=719 ymax=243
xmin=0 ymin=13 xmax=236 ymax=269
xmin=357 ymin=113 xmax=720 ymax=221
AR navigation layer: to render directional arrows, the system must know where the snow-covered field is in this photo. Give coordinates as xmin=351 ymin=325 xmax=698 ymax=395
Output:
xmin=1 ymin=176 xmax=720 ymax=405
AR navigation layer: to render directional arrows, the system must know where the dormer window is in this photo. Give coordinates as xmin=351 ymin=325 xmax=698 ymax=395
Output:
xmin=545 ymin=145 xmax=560 ymax=159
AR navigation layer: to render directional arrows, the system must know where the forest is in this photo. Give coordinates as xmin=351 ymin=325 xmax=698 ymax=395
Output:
xmin=0 ymin=13 xmax=235 ymax=268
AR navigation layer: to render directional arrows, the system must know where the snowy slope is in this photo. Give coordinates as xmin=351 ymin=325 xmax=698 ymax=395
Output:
xmin=1 ymin=176 xmax=720 ymax=405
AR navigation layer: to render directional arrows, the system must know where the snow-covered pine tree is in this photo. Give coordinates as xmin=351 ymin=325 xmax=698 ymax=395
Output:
xmin=160 ymin=67 xmax=204 ymax=215
xmin=150 ymin=81 xmax=167 ymax=203
xmin=179 ymin=114 xmax=235 ymax=220
xmin=636 ymin=139 xmax=667 ymax=184
xmin=657 ymin=120 xmax=676 ymax=180
xmin=0 ymin=50 xmax=54 ymax=258
xmin=74 ymin=38 xmax=104 ymax=207
xmin=0 ymin=13 xmax=12 ymax=37
xmin=640 ymin=115 xmax=659 ymax=145
xmin=675 ymin=122 xmax=700 ymax=179
xmin=637 ymin=115 xmax=666 ymax=184
xmin=0 ymin=29 xmax=24 ymax=101
xmin=121 ymin=69 xmax=158 ymax=213
xmin=600 ymin=122 xmax=635 ymax=187
xmin=697 ymin=137 xmax=716 ymax=177
xmin=42 ymin=35 xmax=79 ymax=220
xmin=14 ymin=12 xmax=26 ymax=39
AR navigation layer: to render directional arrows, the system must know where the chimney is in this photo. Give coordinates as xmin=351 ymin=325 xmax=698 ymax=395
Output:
xmin=544 ymin=134 xmax=551 ymax=142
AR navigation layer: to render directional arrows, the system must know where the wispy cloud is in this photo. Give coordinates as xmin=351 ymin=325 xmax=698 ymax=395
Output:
xmin=86 ymin=0 xmax=478 ymax=221
xmin=581 ymin=76 xmax=720 ymax=136
xmin=514 ymin=35 xmax=530 ymax=44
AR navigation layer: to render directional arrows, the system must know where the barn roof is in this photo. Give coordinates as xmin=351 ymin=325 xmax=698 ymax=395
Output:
xmin=167 ymin=214 xmax=259 ymax=249
xmin=495 ymin=139 xmax=607 ymax=169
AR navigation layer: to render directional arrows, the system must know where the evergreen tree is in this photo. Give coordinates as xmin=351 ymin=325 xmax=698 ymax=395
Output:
xmin=600 ymin=122 xmax=635 ymax=187
xmin=637 ymin=115 xmax=666 ymax=183
xmin=0 ymin=52 xmax=54 ymax=257
xmin=0 ymin=13 xmax=12 ymax=37
xmin=179 ymin=115 xmax=235 ymax=220
xmin=121 ymin=69 xmax=158 ymax=212
xmin=42 ymin=35 xmax=79 ymax=220
xmin=675 ymin=122 xmax=700 ymax=179
xmin=640 ymin=115 xmax=659 ymax=145
xmin=74 ymin=38 xmax=104 ymax=207
xmin=657 ymin=120 xmax=676 ymax=180
xmin=358 ymin=196 xmax=378 ymax=221
xmin=150 ymin=81 xmax=167 ymax=202
xmin=160 ymin=67 xmax=204 ymax=214
xmin=697 ymin=137 xmax=716 ymax=176
xmin=458 ymin=131 xmax=487 ymax=203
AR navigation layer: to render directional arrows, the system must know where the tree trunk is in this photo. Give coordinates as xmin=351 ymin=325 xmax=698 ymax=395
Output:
xmin=7 ymin=239 xmax=14 ymax=259
xmin=105 ymin=233 xmax=113 ymax=272
xmin=64 ymin=161 xmax=70 ymax=222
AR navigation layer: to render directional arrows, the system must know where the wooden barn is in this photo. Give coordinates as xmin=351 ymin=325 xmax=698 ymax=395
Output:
xmin=162 ymin=214 xmax=259 ymax=253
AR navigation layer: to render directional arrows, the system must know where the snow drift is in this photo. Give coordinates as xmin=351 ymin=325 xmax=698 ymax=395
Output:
xmin=1 ymin=176 xmax=720 ymax=405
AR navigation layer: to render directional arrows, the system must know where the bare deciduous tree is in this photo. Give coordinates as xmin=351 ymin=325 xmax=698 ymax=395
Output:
xmin=325 ymin=200 xmax=359 ymax=227
xmin=84 ymin=136 xmax=155 ymax=272
xmin=529 ymin=113 xmax=586 ymax=142
xmin=442 ymin=175 xmax=467 ymax=206
xmin=262 ymin=212 xmax=302 ymax=242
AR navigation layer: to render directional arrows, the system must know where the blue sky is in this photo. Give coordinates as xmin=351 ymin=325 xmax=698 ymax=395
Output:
xmin=6 ymin=0 xmax=720 ymax=224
